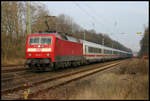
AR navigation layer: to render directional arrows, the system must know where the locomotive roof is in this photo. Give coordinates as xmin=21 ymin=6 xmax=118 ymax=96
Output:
xmin=28 ymin=32 xmax=81 ymax=43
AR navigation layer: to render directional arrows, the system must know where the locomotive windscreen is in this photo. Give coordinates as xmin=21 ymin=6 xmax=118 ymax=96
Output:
xmin=29 ymin=36 xmax=52 ymax=45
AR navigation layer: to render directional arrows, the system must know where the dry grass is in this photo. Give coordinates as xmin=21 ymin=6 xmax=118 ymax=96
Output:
xmin=69 ymin=58 xmax=149 ymax=100
xmin=118 ymin=58 xmax=149 ymax=75
xmin=30 ymin=58 xmax=149 ymax=100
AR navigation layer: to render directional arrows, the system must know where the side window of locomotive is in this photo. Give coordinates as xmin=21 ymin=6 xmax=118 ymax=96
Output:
xmin=48 ymin=38 xmax=51 ymax=45
xmin=29 ymin=37 xmax=33 ymax=44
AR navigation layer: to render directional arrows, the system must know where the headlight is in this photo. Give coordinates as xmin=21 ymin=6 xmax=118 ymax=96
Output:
xmin=29 ymin=53 xmax=31 ymax=56
xmin=28 ymin=48 xmax=36 ymax=52
xmin=46 ymin=53 xmax=50 ymax=56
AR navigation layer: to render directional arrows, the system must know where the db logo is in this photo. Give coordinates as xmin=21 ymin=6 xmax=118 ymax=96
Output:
xmin=36 ymin=48 xmax=41 ymax=51
xmin=36 ymin=54 xmax=41 ymax=56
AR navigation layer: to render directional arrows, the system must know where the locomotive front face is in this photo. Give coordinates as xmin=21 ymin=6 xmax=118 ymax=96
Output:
xmin=26 ymin=35 xmax=55 ymax=62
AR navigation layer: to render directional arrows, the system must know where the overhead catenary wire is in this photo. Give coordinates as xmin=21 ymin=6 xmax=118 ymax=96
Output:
xmin=85 ymin=4 xmax=115 ymax=32
xmin=74 ymin=2 xmax=113 ymax=34
xmin=74 ymin=2 xmax=116 ymax=45
xmin=74 ymin=3 xmax=95 ymax=29
xmin=74 ymin=2 xmax=113 ymax=46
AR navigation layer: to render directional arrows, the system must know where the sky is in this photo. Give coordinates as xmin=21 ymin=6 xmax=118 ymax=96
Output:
xmin=36 ymin=1 xmax=148 ymax=52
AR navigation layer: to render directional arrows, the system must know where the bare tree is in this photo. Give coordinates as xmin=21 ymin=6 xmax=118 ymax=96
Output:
xmin=139 ymin=27 xmax=149 ymax=57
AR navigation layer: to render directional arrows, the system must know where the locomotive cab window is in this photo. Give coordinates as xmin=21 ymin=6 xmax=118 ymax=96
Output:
xmin=41 ymin=37 xmax=51 ymax=44
xmin=29 ymin=37 xmax=40 ymax=44
xmin=29 ymin=36 xmax=52 ymax=45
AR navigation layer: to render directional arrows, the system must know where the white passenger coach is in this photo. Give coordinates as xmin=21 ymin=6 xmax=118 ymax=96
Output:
xmin=81 ymin=40 xmax=132 ymax=62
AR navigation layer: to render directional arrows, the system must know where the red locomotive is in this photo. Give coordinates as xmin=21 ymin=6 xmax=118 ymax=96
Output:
xmin=25 ymin=31 xmax=132 ymax=71
xmin=25 ymin=32 xmax=83 ymax=71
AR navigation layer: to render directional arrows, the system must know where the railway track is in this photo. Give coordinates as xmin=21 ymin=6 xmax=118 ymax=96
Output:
xmin=2 ymin=65 xmax=27 ymax=73
xmin=2 ymin=71 xmax=34 ymax=83
xmin=2 ymin=64 xmax=25 ymax=67
xmin=2 ymin=60 xmax=121 ymax=89
xmin=1 ymin=67 xmax=30 ymax=84
xmin=2 ymin=60 xmax=122 ymax=89
xmin=1 ymin=59 xmax=127 ymax=100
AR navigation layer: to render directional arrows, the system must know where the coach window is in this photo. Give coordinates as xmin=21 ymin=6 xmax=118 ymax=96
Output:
xmin=95 ymin=48 xmax=97 ymax=53
xmin=94 ymin=48 xmax=96 ymax=53
xmin=106 ymin=50 xmax=108 ymax=54
xmin=110 ymin=50 xmax=112 ymax=54
xmin=92 ymin=47 xmax=94 ymax=53
xmin=97 ymin=48 xmax=100 ymax=53
xmin=104 ymin=49 xmax=107 ymax=54
xmin=98 ymin=49 xmax=100 ymax=53
xmin=93 ymin=47 xmax=95 ymax=53
xmin=88 ymin=47 xmax=90 ymax=53
xmin=99 ymin=48 xmax=102 ymax=53
xmin=91 ymin=47 xmax=93 ymax=53
xmin=116 ymin=51 xmax=118 ymax=55
xmin=96 ymin=48 xmax=98 ymax=53
xmin=88 ymin=47 xmax=91 ymax=53
xmin=85 ymin=45 xmax=88 ymax=53
xmin=108 ymin=50 xmax=110 ymax=54
xmin=87 ymin=46 xmax=89 ymax=53
xmin=91 ymin=47 xmax=94 ymax=53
